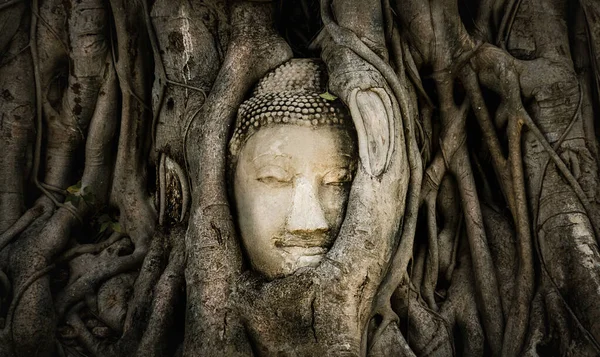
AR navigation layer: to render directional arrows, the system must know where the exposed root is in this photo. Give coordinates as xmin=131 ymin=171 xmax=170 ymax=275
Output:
xmin=57 ymin=232 xmax=125 ymax=263
xmin=121 ymin=231 xmax=167 ymax=334
xmin=534 ymin=226 xmax=600 ymax=352
xmin=422 ymin=198 xmax=439 ymax=310
xmin=56 ymin=246 xmax=147 ymax=318
xmin=501 ymin=115 xmax=534 ymax=357
xmin=528 ymin=80 xmax=600 ymax=352
xmin=0 ymin=0 xmax=23 ymax=12
xmin=414 ymin=53 xmax=504 ymax=354
xmin=158 ymin=153 xmax=166 ymax=226
xmin=0 ymin=201 xmax=49 ymax=252
xmin=367 ymin=304 xmax=400 ymax=353
xmin=183 ymin=2 xmax=292 ymax=354
xmin=39 ymin=183 xmax=67 ymax=196
xmin=319 ymin=2 xmax=424 ymax=346
xmin=2 ymin=1 xmax=599 ymax=356
xmin=66 ymin=303 xmax=104 ymax=357
xmin=496 ymin=0 xmax=523 ymax=48
xmin=519 ymin=111 xmax=600 ymax=236
xmin=3 ymin=264 xmax=55 ymax=336
xmin=142 ymin=0 xmax=167 ymax=150
xmin=0 ymin=269 xmax=10 ymax=303
xmin=29 ymin=0 xmax=61 ymax=208
xmin=136 ymin=229 xmax=185 ymax=355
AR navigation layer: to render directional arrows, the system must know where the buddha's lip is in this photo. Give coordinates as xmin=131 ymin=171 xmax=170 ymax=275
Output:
xmin=294 ymin=246 xmax=328 ymax=255
xmin=273 ymin=234 xmax=333 ymax=249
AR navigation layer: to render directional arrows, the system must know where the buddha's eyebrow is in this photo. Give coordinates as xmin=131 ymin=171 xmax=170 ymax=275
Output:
xmin=251 ymin=152 xmax=290 ymax=163
xmin=325 ymin=153 xmax=354 ymax=162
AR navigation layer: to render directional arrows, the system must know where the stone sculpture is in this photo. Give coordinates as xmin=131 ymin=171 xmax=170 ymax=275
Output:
xmin=228 ymin=59 xmax=358 ymax=279
xmin=223 ymin=58 xmax=410 ymax=356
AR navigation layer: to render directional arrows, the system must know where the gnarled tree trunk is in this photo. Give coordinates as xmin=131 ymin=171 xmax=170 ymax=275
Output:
xmin=1 ymin=0 xmax=600 ymax=356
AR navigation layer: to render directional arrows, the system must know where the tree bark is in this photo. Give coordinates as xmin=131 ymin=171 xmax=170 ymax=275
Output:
xmin=1 ymin=0 xmax=600 ymax=356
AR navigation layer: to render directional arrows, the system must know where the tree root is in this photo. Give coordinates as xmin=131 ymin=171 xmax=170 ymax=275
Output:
xmin=29 ymin=0 xmax=63 ymax=209
xmin=501 ymin=113 xmax=535 ymax=357
xmin=56 ymin=246 xmax=147 ymax=318
xmin=389 ymin=283 xmax=454 ymax=357
xmin=60 ymin=229 xmax=184 ymax=357
xmin=2 ymin=1 xmax=600 ymax=356
xmin=2 ymin=264 xmax=55 ymax=338
xmin=415 ymin=55 xmax=504 ymax=354
xmin=158 ymin=153 xmax=166 ymax=226
xmin=57 ymin=232 xmax=125 ymax=263
xmin=422 ymin=198 xmax=439 ymax=310
xmin=136 ymin=229 xmax=185 ymax=356
xmin=319 ymin=1 xmax=424 ymax=349
xmin=0 ymin=201 xmax=50 ymax=252
xmin=0 ymin=269 xmax=10 ymax=311
xmin=0 ymin=0 xmax=23 ymax=12
xmin=183 ymin=2 xmax=292 ymax=354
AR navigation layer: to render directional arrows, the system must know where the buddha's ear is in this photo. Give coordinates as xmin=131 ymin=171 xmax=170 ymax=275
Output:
xmin=348 ymin=87 xmax=395 ymax=177
xmin=157 ymin=154 xmax=190 ymax=226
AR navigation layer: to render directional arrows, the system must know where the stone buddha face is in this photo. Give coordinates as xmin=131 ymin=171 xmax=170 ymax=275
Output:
xmin=234 ymin=125 xmax=356 ymax=278
xmin=229 ymin=59 xmax=357 ymax=279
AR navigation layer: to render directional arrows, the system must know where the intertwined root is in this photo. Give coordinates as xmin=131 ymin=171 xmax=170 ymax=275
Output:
xmin=368 ymin=289 xmax=402 ymax=352
xmin=2 ymin=0 xmax=600 ymax=356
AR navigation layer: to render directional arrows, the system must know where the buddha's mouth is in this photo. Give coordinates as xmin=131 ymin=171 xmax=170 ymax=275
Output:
xmin=291 ymin=246 xmax=327 ymax=256
xmin=281 ymin=246 xmax=328 ymax=271
xmin=272 ymin=233 xmax=334 ymax=250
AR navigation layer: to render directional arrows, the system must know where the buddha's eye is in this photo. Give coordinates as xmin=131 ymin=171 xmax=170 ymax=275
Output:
xmin=323 ymin=169 xmax=353 ymax=186
xmin=256 ymin=166 xmax=292 ymax=185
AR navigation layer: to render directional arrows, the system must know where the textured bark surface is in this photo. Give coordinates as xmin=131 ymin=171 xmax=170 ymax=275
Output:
xmin=1 ymin=0 xmax=600 ymax=356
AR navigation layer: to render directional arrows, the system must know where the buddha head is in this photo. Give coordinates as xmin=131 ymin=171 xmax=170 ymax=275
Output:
xmin=228 ymin=59 xmax=357 ymax=279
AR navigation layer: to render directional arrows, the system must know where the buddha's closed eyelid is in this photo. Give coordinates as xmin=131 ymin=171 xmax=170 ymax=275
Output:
xmin=322 ymin=168 xmax=353 ymax=186
xmin=255 ymin=165 xmax=292 ymax=185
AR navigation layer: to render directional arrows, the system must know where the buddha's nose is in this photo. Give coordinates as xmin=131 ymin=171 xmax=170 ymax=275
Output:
xmin=286 ymin=177 xmax=329 ymax=234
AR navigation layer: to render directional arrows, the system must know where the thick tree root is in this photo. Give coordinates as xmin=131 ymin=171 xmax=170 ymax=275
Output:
xmin=2 ymin=1 xmax=600 ymax=356
xmin=183 ymin=2 xmax=292 ymax=355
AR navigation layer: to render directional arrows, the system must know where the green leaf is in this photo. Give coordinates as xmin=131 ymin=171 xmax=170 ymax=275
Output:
xmin=319 ymin=91 xmax=338 ymax=101
xmin=111 ymin=222 xmax=122 ymax=233
xmin=66 ymin=181 xmax=82 ymax=194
